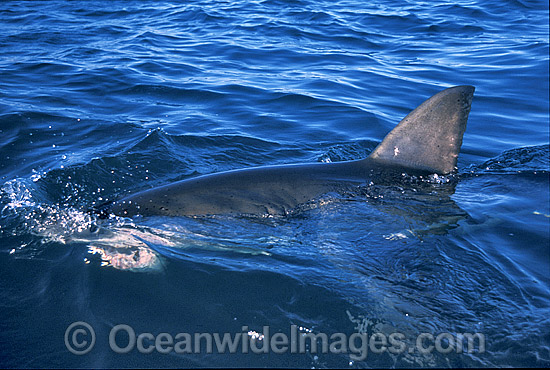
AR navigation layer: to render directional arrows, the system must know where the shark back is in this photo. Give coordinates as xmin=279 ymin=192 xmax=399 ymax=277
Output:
xmin=102 ymin=85 xmax=475 ymax=218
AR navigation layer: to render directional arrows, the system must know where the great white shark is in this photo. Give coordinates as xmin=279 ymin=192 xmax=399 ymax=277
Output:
xmin=103 ymin=85 xmax=474 ymax=218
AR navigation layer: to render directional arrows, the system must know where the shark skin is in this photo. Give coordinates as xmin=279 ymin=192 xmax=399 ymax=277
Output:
xmin=105 ymin=85 xmax=475 ymax=218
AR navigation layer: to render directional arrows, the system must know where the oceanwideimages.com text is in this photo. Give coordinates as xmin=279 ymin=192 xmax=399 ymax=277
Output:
xmin=65 ymin=322 xmax=485 ymax=360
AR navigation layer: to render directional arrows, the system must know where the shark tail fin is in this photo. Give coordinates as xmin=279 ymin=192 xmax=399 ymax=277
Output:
xmin=366 ymin=85 xmax=475 ymax=174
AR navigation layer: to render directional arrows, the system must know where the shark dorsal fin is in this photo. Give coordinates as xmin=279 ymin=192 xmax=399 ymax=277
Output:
xmin=367 ymin=85 xmax=474 ymax=174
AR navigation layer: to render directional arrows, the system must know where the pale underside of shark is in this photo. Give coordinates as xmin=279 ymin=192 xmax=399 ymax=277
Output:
xmin=105 ymin=85 xmax=475 ymax=218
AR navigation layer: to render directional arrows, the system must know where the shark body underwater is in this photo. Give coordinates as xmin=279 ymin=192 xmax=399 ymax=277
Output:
xmin=103 ymin=85 xmax=475 ymax=218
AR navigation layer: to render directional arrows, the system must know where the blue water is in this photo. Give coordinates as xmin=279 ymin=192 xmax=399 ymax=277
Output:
xmin=0 ymin=0 xmax=548 ymax=368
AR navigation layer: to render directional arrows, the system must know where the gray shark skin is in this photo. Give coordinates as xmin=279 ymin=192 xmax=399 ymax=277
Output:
xmin=106 ymin=85 xmax=474 ymax=218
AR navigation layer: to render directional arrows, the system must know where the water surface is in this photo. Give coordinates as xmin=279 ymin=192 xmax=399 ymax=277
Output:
xmin=0 ymin=0 xmax=548 ymax=367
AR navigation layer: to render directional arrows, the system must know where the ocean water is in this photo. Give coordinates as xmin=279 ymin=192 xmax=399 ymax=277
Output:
xmin=0 ymin=0 xmax=548 ymax=368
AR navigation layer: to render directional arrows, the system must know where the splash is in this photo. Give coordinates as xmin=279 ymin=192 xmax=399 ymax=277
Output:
xmin=0 ymin=178 xmax=272 ymax=272
xmin=0 ymin=178 xmax=165 ymax=271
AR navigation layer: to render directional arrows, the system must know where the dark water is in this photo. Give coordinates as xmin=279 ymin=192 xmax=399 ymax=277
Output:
xmin=0 ymin=0 xmax=548 ymax=368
